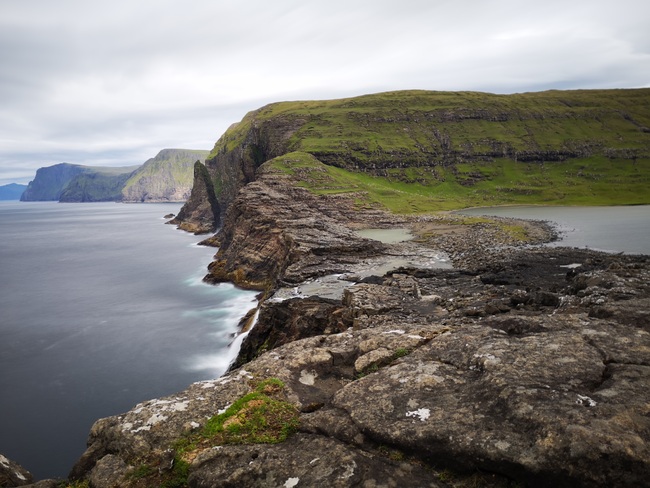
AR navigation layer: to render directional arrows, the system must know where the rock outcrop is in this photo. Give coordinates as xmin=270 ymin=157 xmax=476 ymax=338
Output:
xmin=201 ymin=164 xmax=386 ymax=290
xmin=69 ymin=164 xmax=649 ymax=487
xmin=0 ymin=454 xmax=32 ymax=487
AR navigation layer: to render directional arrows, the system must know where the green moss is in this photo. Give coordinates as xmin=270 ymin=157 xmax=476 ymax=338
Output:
xmin=58 ymin=481 xmax=90 ymax=488
xmin=173 ymin=378 xmax=298 ymax=454
xmin=127 ymin=463 xmax=157 ymax=480
xmin=202 ymin=378 xmax=299 ymax=445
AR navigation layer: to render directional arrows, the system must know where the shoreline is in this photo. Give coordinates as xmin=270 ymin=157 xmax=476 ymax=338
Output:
xmin=4 ymin=194 xmax=648 ymax=486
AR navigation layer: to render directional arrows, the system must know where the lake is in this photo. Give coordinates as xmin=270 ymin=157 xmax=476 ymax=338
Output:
xmin=459 ymin=205 xmax=650 ymax=255
xmin=0 ymin=202 xmax=258 ymax=480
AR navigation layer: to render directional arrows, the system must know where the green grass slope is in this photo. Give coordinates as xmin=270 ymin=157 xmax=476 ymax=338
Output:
xmin=210 ymin=89 xmax=650 ymax=212
xmin=122 ymin=149 xmax=209 ymax=199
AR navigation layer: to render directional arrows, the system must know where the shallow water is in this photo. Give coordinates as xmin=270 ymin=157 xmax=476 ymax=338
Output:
xmin=459 ymin=205 xmax=650 ymax=255
xmin=0 ymin=202 xmax=257 ymax=479
xmin=356 ymin=228 xmax=413 ymax=244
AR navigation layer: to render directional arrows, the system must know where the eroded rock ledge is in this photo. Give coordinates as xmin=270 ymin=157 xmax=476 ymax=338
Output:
xmin=38 ymin=168 xmax=648 ymax=488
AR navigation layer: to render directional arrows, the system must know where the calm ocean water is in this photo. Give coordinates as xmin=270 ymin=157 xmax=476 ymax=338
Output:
xmin=0 ymin=202 xmax=258 ymax=480
xmin=460 ymin=205 xmax=650 ymax=255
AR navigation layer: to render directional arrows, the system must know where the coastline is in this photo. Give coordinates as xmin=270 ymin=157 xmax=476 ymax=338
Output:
xmin=3 ymin=191 xmax=648 ymax=486
xmin=61 ymin=173 xmax=650 ymax=486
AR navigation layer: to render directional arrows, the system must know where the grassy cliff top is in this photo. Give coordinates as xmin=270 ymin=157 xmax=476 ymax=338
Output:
xmin=211 ymin=89 xmax=650 ymax=158
xmin=208 ymin=89 xmax=650 ymax=212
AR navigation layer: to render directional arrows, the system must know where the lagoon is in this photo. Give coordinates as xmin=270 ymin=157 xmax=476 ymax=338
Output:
xmin=459 ymin=205 xmax=650 ymax=255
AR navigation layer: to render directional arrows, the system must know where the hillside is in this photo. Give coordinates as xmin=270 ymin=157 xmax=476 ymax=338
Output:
xmin=21 ymin=164 xmax=138 ymax=202
xmin=176 ymin=88 xmax=650 ymax=229
xmin=20 ymin=149 xmax=208 ymax=202
xmin=58 ymin=168 xmax=138 ymax=202
xmin=121 ymin=149 xmax=209 ymax=202
xmin=0 ymin=183 xmax=27 ymax=200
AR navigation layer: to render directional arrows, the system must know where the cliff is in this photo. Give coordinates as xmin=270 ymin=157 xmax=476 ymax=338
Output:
xmin=121 ymin=149 xmax=209 ymax=202
xmin=58 ymin=170 xmax=136 ymax=202
xmin=21 ymin=149 xmax=207 ymax=203
xmin=21 ymin=163 xmax=139 ymax=202
xmin=174 ymin=88 xmax=650 ymax=228
xmin=168 ymin=161 xmax=221 ymax=234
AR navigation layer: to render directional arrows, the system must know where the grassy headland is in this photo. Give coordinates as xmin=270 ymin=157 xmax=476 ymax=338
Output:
xmin=205 ymin=89 xmax=650 ymax=213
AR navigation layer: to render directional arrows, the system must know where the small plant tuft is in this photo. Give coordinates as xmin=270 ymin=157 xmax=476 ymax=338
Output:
xmin=203 ymin=385 xmax=299 ymax=445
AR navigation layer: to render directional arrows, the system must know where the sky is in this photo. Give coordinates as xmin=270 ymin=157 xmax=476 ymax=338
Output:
xmin=1 ymin=0 xmax=649 ymax=185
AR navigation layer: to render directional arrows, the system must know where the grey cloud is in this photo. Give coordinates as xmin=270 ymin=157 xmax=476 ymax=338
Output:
xmin=0 ymin=0 xmax=648 ymax=185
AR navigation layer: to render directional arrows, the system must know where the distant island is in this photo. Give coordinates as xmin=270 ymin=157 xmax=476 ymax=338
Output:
xmin=0 ymin=183 xmax=27 ymax=200
xmin=19 ymin=148 xmax=209 ymax=203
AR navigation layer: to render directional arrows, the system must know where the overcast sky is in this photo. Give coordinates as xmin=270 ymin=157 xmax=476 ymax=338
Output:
xmin=1 ymin=0 xmax=648 ymax=185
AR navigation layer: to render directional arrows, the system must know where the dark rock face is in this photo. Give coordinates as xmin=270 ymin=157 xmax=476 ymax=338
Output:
xmin=20 ymin=163 xmax=87 ymax=201
xmin=169 ymin=161 xmax=220 ymax=234
xmin=203 ymin=165 xmax=385 ymax=290
xmin=0 ymin=454 xmax=33 ymax=487
xmin=58 ymin=171 xmax=134 ymax=202
xmin=174 ymin=113 xmax=306 ymax=230
xmin=230 ymin=297 xmax=351 ymax=370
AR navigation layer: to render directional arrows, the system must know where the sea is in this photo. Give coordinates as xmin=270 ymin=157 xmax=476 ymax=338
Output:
xmin=0 ymin=202 xmax=258 ymax=480
xmin=0 ymin=202 xmax=648 ymax=480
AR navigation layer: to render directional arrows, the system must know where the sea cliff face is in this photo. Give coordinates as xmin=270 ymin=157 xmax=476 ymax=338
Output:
xmin=20 ymin=163 xmax=96 ymax=201
xmin=20 ymin=149 xmax=207 ymax=203
xmin=121 ymin=149 xmax=209 ymax=203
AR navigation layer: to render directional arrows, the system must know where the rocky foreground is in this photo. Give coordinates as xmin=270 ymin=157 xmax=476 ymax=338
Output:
xmin=3 ymin=167 xmax=649 ymax=487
